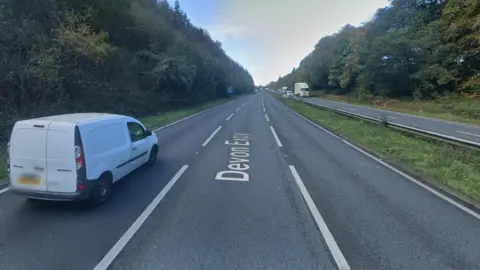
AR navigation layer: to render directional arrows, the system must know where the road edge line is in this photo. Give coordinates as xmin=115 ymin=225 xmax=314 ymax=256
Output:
xmin=152 ymin=98 xmax=238 ymax=132
xmin=0 ymin=187 xmax=9 ymax=194
xmin=93 ymin=165 xmax=189 ymax=270
xmin=273 ymin=95 xmax=480 ymax=220
xmin=289 ymin=165 xmax=350 ymax=270
xmin=202 ymin=126 xmax=222 ymax=147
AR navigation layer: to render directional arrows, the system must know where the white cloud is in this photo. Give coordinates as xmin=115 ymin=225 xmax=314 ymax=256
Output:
xmin=210 ymin=0 xmax=389 ymax=85
xmin=205 ymin=23 xmax=247 ymax=41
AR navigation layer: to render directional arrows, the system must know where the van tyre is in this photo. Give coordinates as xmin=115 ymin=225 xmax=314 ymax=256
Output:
xmin=88 ymin=174 xmax=112 ymax=206
xmin=146 ymin=146 xmax=158 ymax=166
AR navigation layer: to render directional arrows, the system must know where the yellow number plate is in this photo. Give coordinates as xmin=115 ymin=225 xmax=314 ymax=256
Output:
xmin=17 ymin=176 xmax=40 ymax=186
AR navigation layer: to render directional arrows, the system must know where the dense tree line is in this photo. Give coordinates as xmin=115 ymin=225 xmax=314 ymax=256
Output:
xmin=0 ymin=0 xmax=254 ymax=124
xmin=268 ymin=0 xmax=479 ymax=100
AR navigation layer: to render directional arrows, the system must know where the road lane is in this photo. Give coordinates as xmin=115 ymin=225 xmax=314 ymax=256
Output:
xmin=108 ymin=93 xmax=336 ymax=270
xmin=265 ymin=93 xmax=480 ymax=269
xmin=303 ymin=97 xmax=480 ymax=145
xmin=0 ymin=96 xmax=250 ymax=270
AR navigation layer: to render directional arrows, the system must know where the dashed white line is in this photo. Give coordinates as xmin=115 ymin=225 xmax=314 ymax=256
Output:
xmin=93 ymin=165 xmax=189 ymax=270
xmin=226 ymin=113 xmax=234 ymax=121
xmin=270 ymin=126 xmax=283 ymax=147
xmin=202 ymin=126 xmax=222 ymax=147
xmin=289 ymin=166 xmax=350 ymax=270
xmin=0 ymin=187 xmax=9 ymax=194
xmin=263 ymin=107 xmax=266 ymax=113
xmin=457 ymin=131 xmax=480 ymax=138
xmin=265 ymin=114 xmax=270 ymax=122
xmin=236 ymin=108 xmax=240 ymax=112
xmin=280 ymin=100 xmax=480 ymax=220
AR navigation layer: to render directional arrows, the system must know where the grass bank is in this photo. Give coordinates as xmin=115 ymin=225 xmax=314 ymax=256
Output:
xmin=0 ymin=96 xmax=237 ymax=183
xmin=312 ymin=92 xmax=480 ymax=126
xmin=276 ymin=96 xmax=480 ymax=202
xmin=140 ymin=97 xmax=234 ymax=129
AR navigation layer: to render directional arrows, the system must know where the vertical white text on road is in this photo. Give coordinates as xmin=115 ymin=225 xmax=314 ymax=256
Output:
xmin=216 ymin=133 xmax=252 ymax=182
xmin=289 ymin=166 xmax=350 ymax=270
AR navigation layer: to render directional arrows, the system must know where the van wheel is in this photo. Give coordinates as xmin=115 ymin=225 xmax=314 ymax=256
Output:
xmin=88 ymin=174 xmax=112 ymax=207
xmin=146 ymin=146 xmax=158 ymax=166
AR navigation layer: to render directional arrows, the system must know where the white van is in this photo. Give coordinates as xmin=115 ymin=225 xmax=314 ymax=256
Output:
xmin=7 ymin=113 xmax=159 ymax=205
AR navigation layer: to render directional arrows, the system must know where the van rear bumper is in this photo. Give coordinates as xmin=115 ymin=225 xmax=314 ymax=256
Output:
xmin=9 ymin=182 xmax=94 ymax=201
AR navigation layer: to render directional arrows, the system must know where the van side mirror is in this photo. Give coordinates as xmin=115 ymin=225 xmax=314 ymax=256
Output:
xmin=145 ymin=130 xmax=152 ymax=136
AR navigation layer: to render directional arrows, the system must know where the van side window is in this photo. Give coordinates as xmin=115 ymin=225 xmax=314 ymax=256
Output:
xmin=127 ymin=122 xmax=147 ymax=142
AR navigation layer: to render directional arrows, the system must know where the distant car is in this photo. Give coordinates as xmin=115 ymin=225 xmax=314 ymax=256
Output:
xmin=7 ymin=113 xmax=159 ymax=205
xmin=286 ymin=91 xmax=294 ymax=97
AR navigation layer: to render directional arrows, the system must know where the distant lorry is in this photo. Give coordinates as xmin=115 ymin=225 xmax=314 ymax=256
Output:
xmin=294 ymin=82 xmax=310 ymax=97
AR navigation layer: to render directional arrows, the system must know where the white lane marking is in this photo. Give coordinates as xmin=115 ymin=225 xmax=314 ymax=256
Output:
xmin=226 ymin=113 xmax=234 ymax=121
xmin=236 ymin=108 xmax=240 ymax=112
xmin=94 ymin=165 xmax=189 ymax=270
xmin=202 ymin=126 xmax=222 ymax=147
xmin=265 ymin=114 xmax=270 ymax=122
xmin=153 ymin=99 xmax=237 ymax=131
xmin=263 ymin=107 xmax=266 ymax=113
xmin=456 ymin=131 xmax=480 ymax=138
xmin=0 ymin=187 xmax=9 ymax=194
xmin=270 ymin=126 xmax=283 ymax=147
xmin=280 ymin=101 xmax=480 ymax=220
xmin=289 ymin=166 xmax=350 ymax=270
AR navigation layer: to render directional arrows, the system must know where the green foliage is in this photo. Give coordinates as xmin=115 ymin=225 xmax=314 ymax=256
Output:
xmin=0 ymin=0 xmax=254 ymax=124
xmin=268 ymin=0 xmax=479 ymax=99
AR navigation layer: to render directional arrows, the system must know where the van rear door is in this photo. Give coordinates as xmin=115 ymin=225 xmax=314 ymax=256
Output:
xmin=9 ymin=120 xmax=51 ymax=191
xmin=46 ymin=122 xmax=77 ymax=193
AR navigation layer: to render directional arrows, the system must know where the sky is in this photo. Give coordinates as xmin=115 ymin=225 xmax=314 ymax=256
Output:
xmin=167 ymin=0 xmax=390 ymax=85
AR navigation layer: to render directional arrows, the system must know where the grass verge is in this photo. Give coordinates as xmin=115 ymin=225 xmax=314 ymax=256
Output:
xmin=140 ymin=97 xmax=234 ymax=129
xmin=0 ymin=96 xmax=238 ymax=183
xmin=315 ymin=93 xmax=480 ymax=126
xmin=276 ymin=96 xmax=480 ymax=202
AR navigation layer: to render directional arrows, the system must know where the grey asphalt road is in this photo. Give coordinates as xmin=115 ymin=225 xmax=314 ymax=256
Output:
xmin=109 ymin=93 xmax=336 ymax=270
xmin=302 ymin=97 xmax=480 ymax=145
xmin=0 ymin=96 xmax=251 ymax=270
xmin=264 ymin=93 xmax=480 ymax=269
xmin=1 ymin=92 xmax=480 ymax=270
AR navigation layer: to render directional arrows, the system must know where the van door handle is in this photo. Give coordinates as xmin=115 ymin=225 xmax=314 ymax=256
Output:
xmin=34 ymin=166 xmax=44 ymax=171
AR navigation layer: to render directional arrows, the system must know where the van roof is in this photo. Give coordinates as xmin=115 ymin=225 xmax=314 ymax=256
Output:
xmin=33 ymin=113 xmax=124 ymax=124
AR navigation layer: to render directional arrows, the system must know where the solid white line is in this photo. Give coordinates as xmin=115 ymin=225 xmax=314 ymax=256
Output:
xmin=270 ymin=126 xmax=283 ymax=147
xmin=278 ymin=99 xmax=480 ymax=220
xmin=265 ymin=114 xmax=270 ymax=122
xmin=153 ymin=99 xmax=237 ymax=132
xmin=0 ymin=187 xmax=9 ymax=194
xmin=93 ymin=165 xmax=189 ymax=270
xmin=289 ymin=166 xmax=350 ymax=270
xmin=457 ymin=131 xmax=480 ymax=138
xmin=202 ymin=126 xmax=222 ymax=147
xmin=226 ymin=113 xmax=234 ymax=121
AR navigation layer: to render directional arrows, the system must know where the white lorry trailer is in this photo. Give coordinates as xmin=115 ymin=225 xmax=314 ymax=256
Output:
xmin=294 ymin=82 xmax=310 ymax=97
